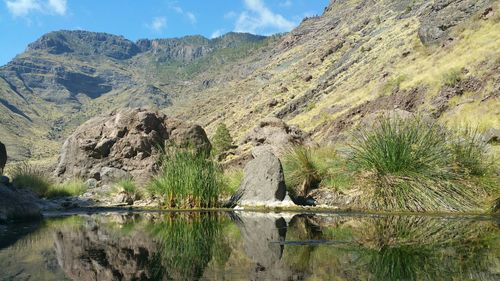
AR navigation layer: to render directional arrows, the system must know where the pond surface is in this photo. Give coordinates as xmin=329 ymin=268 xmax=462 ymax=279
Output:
xmin=0 ymin=211 xmax=499 ymax=281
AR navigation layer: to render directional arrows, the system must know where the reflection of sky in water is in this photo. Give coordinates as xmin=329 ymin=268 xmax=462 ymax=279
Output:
xmin=0 ymin=212 xmax=499 ymax=281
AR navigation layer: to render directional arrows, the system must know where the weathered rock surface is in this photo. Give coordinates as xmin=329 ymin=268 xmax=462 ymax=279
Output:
xmin=308 ymin=188 xmax=361 ymax=208
xmin=0 ymin=141 xmax=6 ymax=174
xmin=54 ymin=108 xmax=211 ymax=185
xmin=241 ymin=117 xmax=307 ymax=155
xmin=54 ymin=217 xmax=160 ymax=281
xmin=0 ymin=185 xmax=41 ymax=223
xmin=229 ymin=150 xmax=293 ymax=207
xmin=418 ymin=0 xmax=492 ymax=45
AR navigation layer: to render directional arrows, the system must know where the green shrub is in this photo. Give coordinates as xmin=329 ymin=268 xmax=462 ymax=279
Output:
xmin=283 ymin=146 xmax=324 ymax=197
xmin=115 ymin=178 xmax=141 ymax=198
xmin=350 ymin=117 xmax=452 ymax=178
xmin=10 ymin=162 xmax=53 ymax=196
xmin=450 ymin=126 xmax=492 ymax=176
xmin=46 ymin=179 xmax=87 ymax=198
xmin=442 ymin=68 xmax=462 ymax=87
xmin=148 ymin=149 xmax=220 ymax=208
xmin=349 ymin=116 xmax=492 ymax=212
xmin=211 ymin=123 xmax=233 ymax=155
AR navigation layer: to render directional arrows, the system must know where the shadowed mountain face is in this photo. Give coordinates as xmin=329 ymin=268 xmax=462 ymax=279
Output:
xmin=0 ymin=0 xmax=498 ymax=160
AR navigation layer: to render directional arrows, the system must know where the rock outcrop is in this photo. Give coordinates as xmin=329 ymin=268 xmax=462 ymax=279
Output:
xmin=54 ymin=108 xmax=211 ymax=185
xmin=418 ymin=0 xmax=492 ymax=45
xmin=0 ymin=142 xmax=6 ymax=174
xmin=229 ymin=150 xmax=294 ymax=207
xmin=0 ymin=185 xmax=41 ymax=223
xmin=241 ymin=117 xmax=307 ymax=155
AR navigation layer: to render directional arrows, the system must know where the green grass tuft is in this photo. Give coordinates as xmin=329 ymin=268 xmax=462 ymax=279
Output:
xmin=450 ymin=125 xmax=493 ymax=176
xmin=350 ymin=117 xmax=452 ymax=178
xmin=46 ymin=179 xmax=87 ymax=198
xmin=9 ymin=162 xmax=53 ymax=196
xmin=148 ymin=149 xmax=220 ymax=208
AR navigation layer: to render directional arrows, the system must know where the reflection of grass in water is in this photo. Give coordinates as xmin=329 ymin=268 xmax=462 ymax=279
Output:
xmin=147 ymin=212 xmax=229 ymax=280
xmin=282 ymin=215 xmax=499 ymax=281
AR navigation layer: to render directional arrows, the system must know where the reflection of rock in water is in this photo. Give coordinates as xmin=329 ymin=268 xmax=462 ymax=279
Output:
xmin=234 ymin=212 xmax=300 ymax=281
xmin=53 ymin=217 xmax=159 ymax=281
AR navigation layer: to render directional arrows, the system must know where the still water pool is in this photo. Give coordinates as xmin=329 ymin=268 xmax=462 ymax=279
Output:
xmin=0 ymin=211 xmax=499 ymax=280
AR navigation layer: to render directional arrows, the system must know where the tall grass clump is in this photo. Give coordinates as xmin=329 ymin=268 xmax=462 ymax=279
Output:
xmin=450 ymin=126 xmax=492 ymax=176
xmin=350 ymin=116 xmax=483 ymax=212
xmin=9 ymin=162 xmax=53 ymax=196
xmin=283 ymin=146 xmax=352 ymax=198
xmin=46 ymin=179 xmax=87 ymax=198
xmin=351 ymin=117 xmax=452 ymax=178
xmin=283 ymin=146 xmax=323 ymax=197
xmin=148 ymin=149 xmax=220 ymax=208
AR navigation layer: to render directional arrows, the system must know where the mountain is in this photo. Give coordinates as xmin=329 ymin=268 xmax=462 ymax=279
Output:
xmin=0 ymin=0 xmax=498 ymax=161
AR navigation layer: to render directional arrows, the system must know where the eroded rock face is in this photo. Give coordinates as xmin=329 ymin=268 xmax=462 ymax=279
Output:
xmin=0 ymin=186 xmax=41 ymax=223
xmin=54 ymin=218 xmax=159 ymax=281
xmin=419 ymin=0 xmax=492 ymax=45
xmin=229 ymin=150 xmax=289 ymax=207
xmin=0 ymin=142 xmax=6 ymax=174
xmin=54 ymin=108 xmax=211 ymax=185
xmin=241 ymin=117 xmax=307 ymax=155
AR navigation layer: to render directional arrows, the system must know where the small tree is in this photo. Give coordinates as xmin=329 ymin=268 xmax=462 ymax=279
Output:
xmin=212 ymin=123 xmax=233 ymax=155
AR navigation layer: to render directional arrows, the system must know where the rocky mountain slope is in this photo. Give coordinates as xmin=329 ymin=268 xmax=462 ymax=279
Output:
xmin=0 ymin=0 xmax=498 ymax=161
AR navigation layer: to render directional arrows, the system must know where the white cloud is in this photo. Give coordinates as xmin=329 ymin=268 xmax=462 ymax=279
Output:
xmin=279 ymin=0 xmax=292 ymax=7
xmin=235 ymin=0 xmax=296 ymax=34
xmin=147 ymin=17 xmax=167 ymax=32
xmin=5 ymin=0 xmax=67 ymax=17
xmin=5 ymin=0 xmax=66 ymax=16
xmin=210 ymin=29 xmax=224 ymax=39
xmin=47 ymin=0 xmax=66 ymax=15
xmin=5 ymin=0 xmax=41 ymax=16
xmin=169 ymin=3 xmax=197 ymax=25
xmin=224 ymin=11 xmax=237 ymax=19
xmin=186 ymin=11 xmax=196 ymax=24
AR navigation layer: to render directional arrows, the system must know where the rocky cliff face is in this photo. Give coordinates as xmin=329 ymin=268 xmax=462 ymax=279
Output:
xmin=0 ymin=0 xmax=498 ymax=161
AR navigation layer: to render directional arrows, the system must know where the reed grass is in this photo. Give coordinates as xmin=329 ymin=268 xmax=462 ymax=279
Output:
xmin=148 ymin=149 xmax=220 ymax=208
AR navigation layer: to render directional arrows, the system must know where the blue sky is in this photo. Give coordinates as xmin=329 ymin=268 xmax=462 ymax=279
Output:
xmin=0 ymin=0 xmax=329 ymax=65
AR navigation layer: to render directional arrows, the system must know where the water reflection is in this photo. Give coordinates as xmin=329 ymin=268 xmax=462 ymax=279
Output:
xmin=0 ymin=212 xmax=498 ymax=281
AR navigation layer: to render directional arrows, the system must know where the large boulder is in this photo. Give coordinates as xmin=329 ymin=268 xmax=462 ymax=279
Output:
xmin=241 ymin=117 xmax=307 ymax=156
xmin=54 ymin=108 xmax=211 ymax=185
xmin=0 ymin=185 xmax=41 ymax=223
xmin=0 ymin=142 xmax=6 ymax=174
xmin=229 ymin=150 xmax=294 ymax=207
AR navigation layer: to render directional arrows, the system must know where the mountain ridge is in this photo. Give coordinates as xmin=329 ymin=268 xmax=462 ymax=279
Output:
xmin=0 ymin=0 xmax=498 ymax=162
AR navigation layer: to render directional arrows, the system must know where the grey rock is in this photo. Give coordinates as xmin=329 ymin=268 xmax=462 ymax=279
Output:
xmin=0 ymin=142 xmax=6 ymax=175
xmin=54 ymin=108 xmax=211 ymax=185
xmin=84 ymin=178 xmax=98 ymax=189
xmin=230 ymin=151 xmax=287 ymax=206
xmin=99 ymin=167 xmax=131 ymax=184
xmin=483 ymin=128 xmax=500 ymax=144
xmin=418 ymin=0 xmax=491 ymax=45
xmin=242 ymin=117 xmax=308 ymax=156
xmin=0 ymin=185 xmax=41 ymax=223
